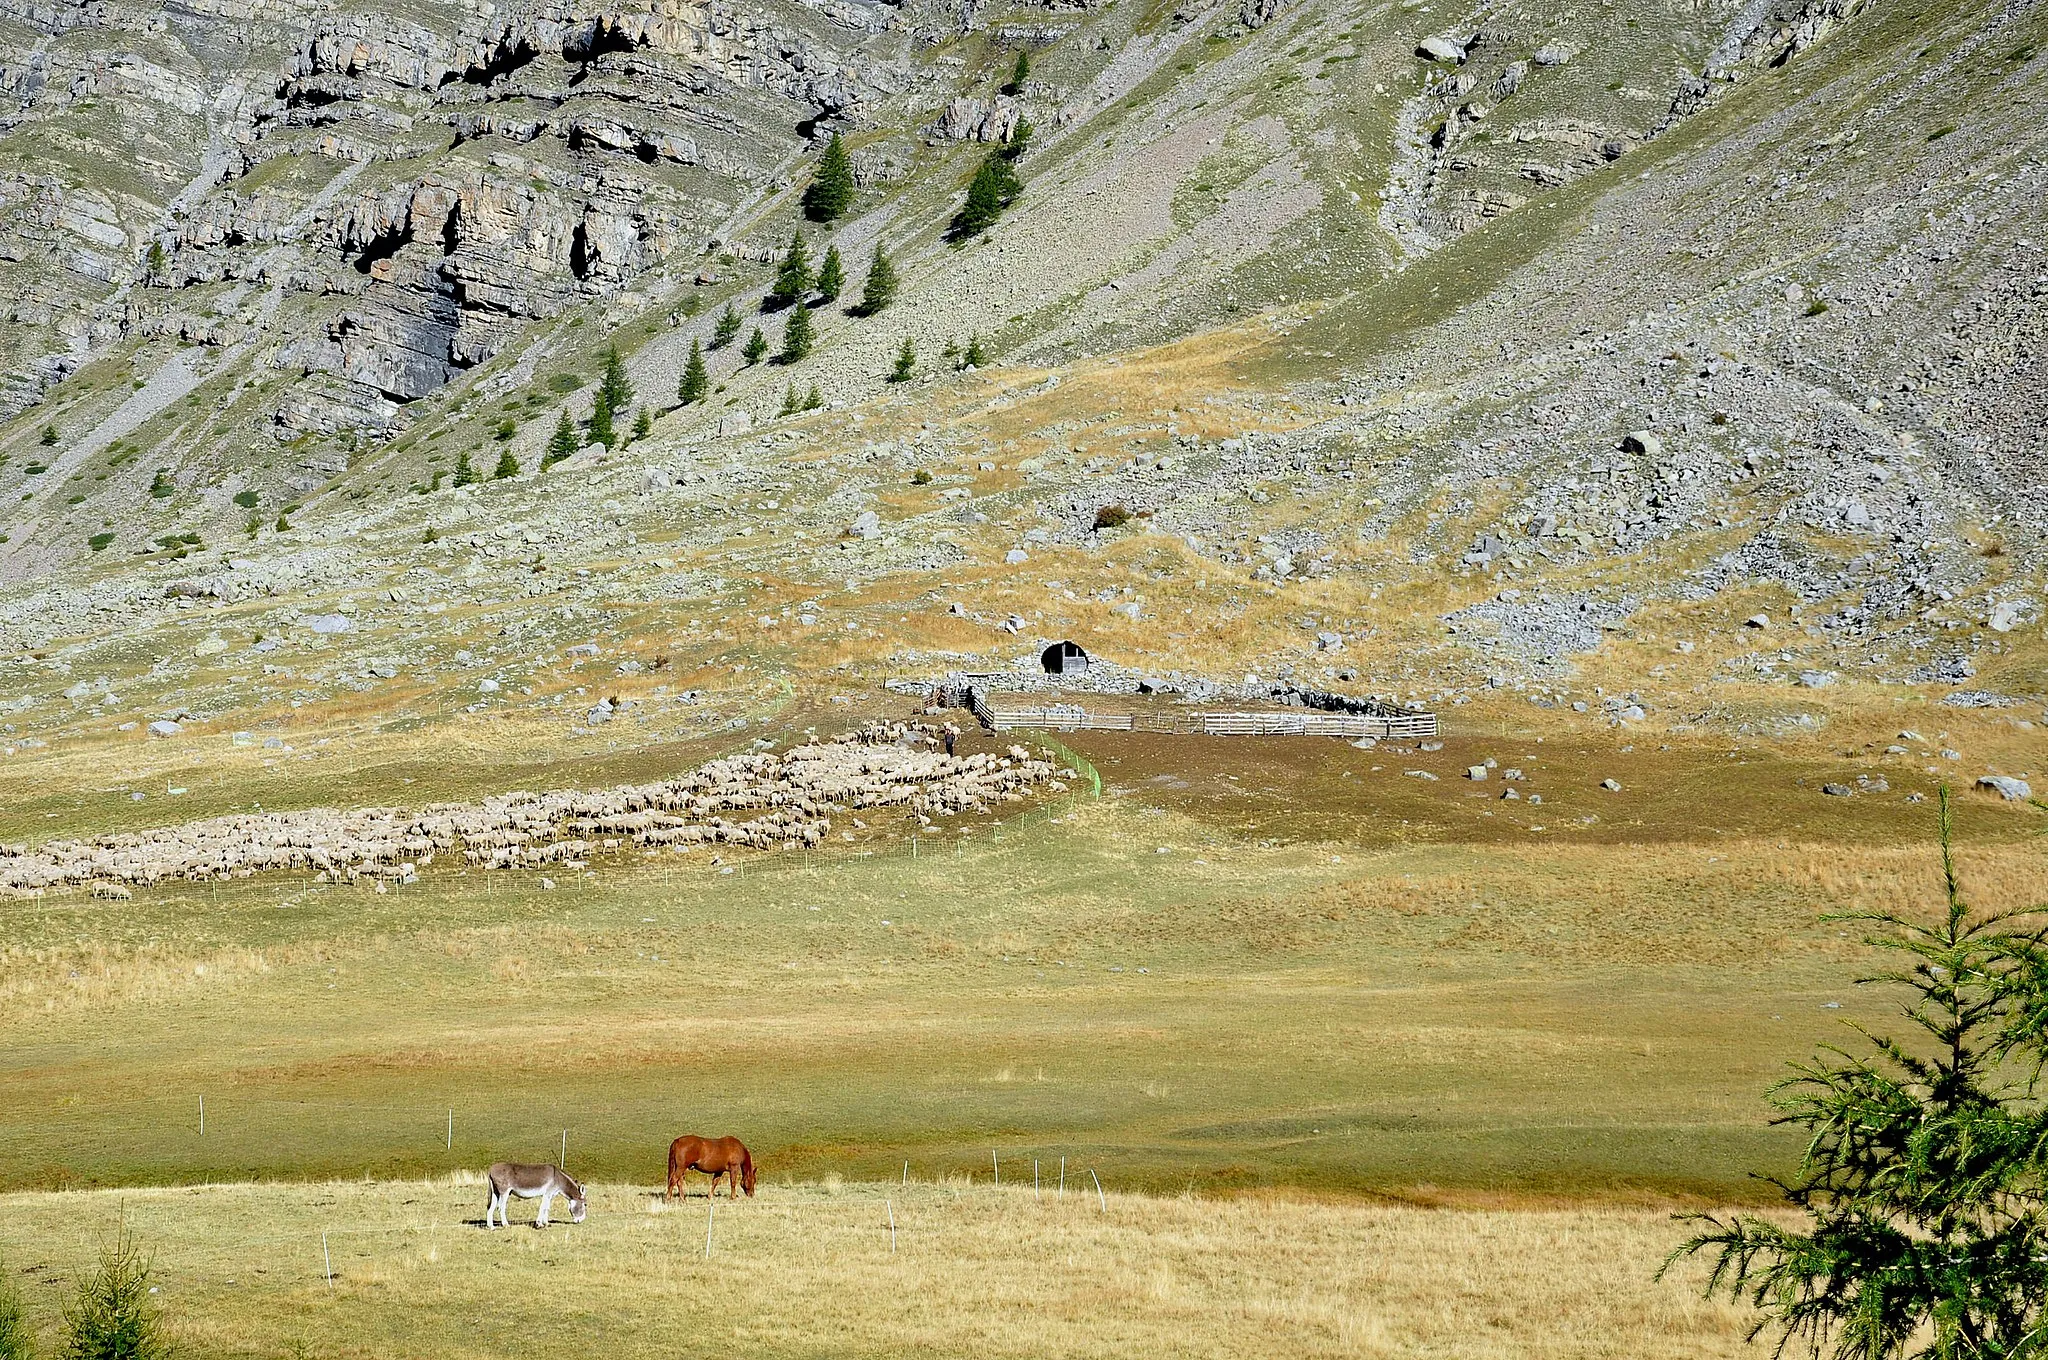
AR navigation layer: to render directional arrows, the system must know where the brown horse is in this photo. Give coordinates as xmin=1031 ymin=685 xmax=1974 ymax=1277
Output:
xmin=667 ymin=1134 xmax=756 ymax=1199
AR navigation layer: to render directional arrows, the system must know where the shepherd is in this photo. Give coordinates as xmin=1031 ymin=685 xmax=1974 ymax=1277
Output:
xmin=667 ymin=1135 xmax=756 ymax=1199
xmin=484 ymin=1161 xmax=587 ymax=1228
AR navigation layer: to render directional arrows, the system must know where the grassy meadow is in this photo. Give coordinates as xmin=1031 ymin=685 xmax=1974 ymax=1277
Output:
xmin=0 ymin=1179 xmax=1765 ymax=1360
xmin=1 ymin=715 xmax=2041 ymax=1356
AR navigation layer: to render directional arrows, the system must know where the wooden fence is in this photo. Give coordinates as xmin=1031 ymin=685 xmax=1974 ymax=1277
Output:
xmin=966 ymin=690 xmax=1438 ymax=740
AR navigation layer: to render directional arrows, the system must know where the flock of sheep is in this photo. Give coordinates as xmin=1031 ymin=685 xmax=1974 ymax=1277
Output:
xmin=0 ymin=723 xmax=1064 ymax=898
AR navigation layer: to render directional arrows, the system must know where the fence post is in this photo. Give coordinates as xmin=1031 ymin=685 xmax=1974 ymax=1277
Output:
xmin=1059 ymin=1157 xmax=1065 ymax=1198
xmin=1090 ymin=1168 xmax=1106 ymax=1212
xmin=198 ymin=1095 xmax=204 ymax=1136
xmin=992 ymin=1149 xmax=999 ymax=1187
xmin=705 ymin=1202 xmax=715 ymax=1257
xmin=322 ymin=1232 xmax=333 ymax=1291
xmin=447 ymin=1109 xmax=452 ymax=1151
xmin=887 ymin=1198 xmax=896 ymax=1253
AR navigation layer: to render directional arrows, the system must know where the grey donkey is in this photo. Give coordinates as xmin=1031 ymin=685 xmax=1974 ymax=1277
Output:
xmin=484 ymin=1161 xmax=586 ymax=1228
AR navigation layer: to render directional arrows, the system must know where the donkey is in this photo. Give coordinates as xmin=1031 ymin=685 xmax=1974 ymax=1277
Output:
xmin=484 ymin=1161 xmax=586 ymax=1229
xmin=667 ymin=1135 xmax=756 ymax=1200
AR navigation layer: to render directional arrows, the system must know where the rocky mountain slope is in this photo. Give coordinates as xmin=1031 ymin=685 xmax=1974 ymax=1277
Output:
xmin=0 ymin=0 xmax=2040 ymax=786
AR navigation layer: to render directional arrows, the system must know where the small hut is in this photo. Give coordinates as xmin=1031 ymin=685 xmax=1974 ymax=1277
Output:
xmin=1040 ymin=640 xmax=1090 ymax=676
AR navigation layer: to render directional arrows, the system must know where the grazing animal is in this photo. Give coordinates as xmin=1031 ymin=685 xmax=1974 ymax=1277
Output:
xmin=484 ymin=1161 xmax=586 ymax=1228
xmin=667 ymin=1135 xmax=756 ymax=1199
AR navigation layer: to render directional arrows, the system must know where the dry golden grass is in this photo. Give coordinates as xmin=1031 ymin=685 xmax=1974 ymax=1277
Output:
xmin=0 ymin=1179 xmax=1768 ymax=1360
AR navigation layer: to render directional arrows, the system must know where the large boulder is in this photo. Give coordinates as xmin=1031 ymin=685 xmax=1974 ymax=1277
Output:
xmin=1978 ymin=775 xmax=2033 ymax=801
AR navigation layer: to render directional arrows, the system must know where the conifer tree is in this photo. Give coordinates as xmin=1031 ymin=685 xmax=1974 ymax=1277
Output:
xmin=711 ymin=304 xmax=743 ymax=349
xmin=493 ymin=447 xmax=520 ymax=479
xmin=815 ymin=244 xmax=845 ymax=302
xmin=1668 ymin=788 xmax=2048 ymax=1360
xmin=0 ymin=1244 xmax=31 ymax=1360
xmin=768 ymin=233 xmax=812 ymax=308
xmin=779 ymin=302 xmax=815 ymax=363
xmin=855 ymin=242 xmax=898 ymax=316
xmin=678 ymin=337 xmax=710 ymax=404
xmin=742 ymin=326 xmax=769 ymax=365
xmin=778 ymin=385 xmax=801 ymax=418
xmin=802 ymin=132 xmax=855 ymax=223
xmin=588 ymin=391 xmax=616 ymax=448
xmin=545 ymin=410 xmax=579 ymax=467
xmin=888 ymin=335 xmax=916 ymax=382
xmin=62 ymin=1228 xmax=170 ymax=1360
xmin=453 ymin=449 xmax=478 ymax=486
xmin=952 ymin=154 xmax=1021 ymax=238
xmin=1004 ymin=117 xmax=1034 ymax=159
xmin=631 ymin=406 xmax=652 ymax=443
xmin=962 ymin=333 xmax=989 ymax=369
xmin=598 ymin=343 xmax=634 ymax=414
xmin=805 ymin=384 xmax=823 ymax=411
xmin=1005 ymin=49 xmax=1030 ymax=95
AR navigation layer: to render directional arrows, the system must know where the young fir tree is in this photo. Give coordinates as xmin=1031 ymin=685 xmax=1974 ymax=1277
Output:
xmin=1005 ymin=48 xmax=1030 ymax=95
xmin=598 ymin=343 xmax=634 ymax=414
xmin=711 ymin=303 xmax=743 ymax=349
xmin=742 ymin=326 xmax=769 ymax=365
xmin=815 ymin=244 xmax=845 ymax=302
xmin=453 ymin=449 xmax=478 ymax=486
xmin=779 ymin=302 xmax=815 ymax=363
xmin=855 ymin=242 xmax=899 ymax=316
xmin=588 ymin=390 xmax=616 ymax=448
xmin=1004 ymin=117 xmax=1035 ymax=159
xmin=768 ymin=233 xmax=812 ymax=308
xmin=1666 ymin=787 xmax=2048 ymax=1360
xmin=62 ymin=1227 xmax=170 ymax=1360
xmin=951 ymin=154 xmax=1021 ymax=238
xmin=678 ymin=337 xmax=710 ymax=404
xmin=545 ymin=410 xmax=579 ymax=467
xmin=801 ymin=132 xmax=855 ymax=223
xmin=631 ymin=406 xmax=652 ymax=443
xmin=962 ymin=333 xmax=990 ymax=369
xmin=0 ymin=1247 xmax=29 ymax=1360
xmin=493 ymin=447 xmax=520 ymax=479
xmin=888 ymin=335 xmax=916 ymax=382
xmin=778 ymin=385 xmax=801 ymax=418
xmin=805 ymin=384 xmax=824 ymax=411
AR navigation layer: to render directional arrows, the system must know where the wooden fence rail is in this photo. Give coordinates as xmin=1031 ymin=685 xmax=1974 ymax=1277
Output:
xmin=967 ymin=693 xmax=1438 ymax=740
